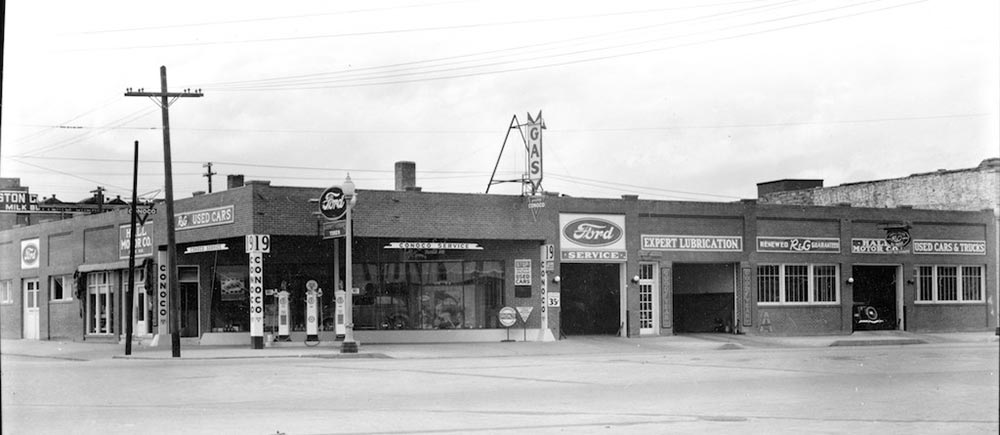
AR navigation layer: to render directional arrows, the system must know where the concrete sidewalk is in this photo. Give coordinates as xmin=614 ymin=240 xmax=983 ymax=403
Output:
xmin=2 ymin=331 xmax=996 ymax=362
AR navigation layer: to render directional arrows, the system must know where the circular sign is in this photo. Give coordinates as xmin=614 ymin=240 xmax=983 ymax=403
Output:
xmin=498 ymin=307 xmax=517 ymax=328
xmin=885 ymin=228 xmax=911 ymax=249
xmin=306 ymin=280 xmax=319 ymax=292
xmin=319 ymin=186 xmax=348 ymax=220
xmin=22 ymin=244 xmax=39 ymax=266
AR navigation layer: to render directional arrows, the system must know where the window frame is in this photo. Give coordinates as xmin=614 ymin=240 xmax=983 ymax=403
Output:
xmin=0 ymin=280 xmax=12 ymax=304
xmin=757 ymin=263 xmax=841 ymax=306
xmin=50 ymin=274 xmax=74 ymax=302
xmin=914 ymin=265 xmax=985 ymax=304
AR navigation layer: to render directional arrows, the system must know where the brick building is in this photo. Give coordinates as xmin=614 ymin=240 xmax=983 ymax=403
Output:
xmin=758 ymin=157 xmax=1000 ymax=331
xmin=2 ymin=163 xmax=996 ymax=345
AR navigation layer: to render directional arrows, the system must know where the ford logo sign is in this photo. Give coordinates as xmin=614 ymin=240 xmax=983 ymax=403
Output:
xmin=564 ymin=218 xmax=623 ymax=247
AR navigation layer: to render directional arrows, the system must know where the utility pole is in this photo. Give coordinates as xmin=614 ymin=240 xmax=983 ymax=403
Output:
xmin=125 ymin=141 xmax=139 ymax=356
xmin=203 ymin=162 xmax=216 ymax=193
xmin=90 ymin=186 xmax=106 ymax=213
xmin=125 ymin=66 xmax=203 ymax=358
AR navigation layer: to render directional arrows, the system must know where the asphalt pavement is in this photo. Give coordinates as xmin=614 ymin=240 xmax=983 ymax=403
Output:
xmin=2 ymin=330 xmax=996 ymax=362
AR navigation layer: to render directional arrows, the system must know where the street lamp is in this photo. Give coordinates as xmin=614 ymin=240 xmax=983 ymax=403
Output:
xmin=341 ymin=175 xmax=359 ymax=353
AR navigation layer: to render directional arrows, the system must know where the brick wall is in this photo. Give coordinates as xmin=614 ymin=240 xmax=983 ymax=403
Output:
xmin=760 ymin=160 xmax=999 ymax=213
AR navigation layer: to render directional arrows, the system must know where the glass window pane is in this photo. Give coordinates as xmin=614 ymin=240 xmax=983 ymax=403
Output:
xmin=813 ymin=265 xmax=837 ymax=302
xmin=937 ymin=266 xmax=958 ymax=301
xmin=961 ymin=266 xmax=982 ymax=301
xmin=916 ymin=266 xmax=934 ymax=301
xmin=757 ymin=265 xmax=780 ymax=303
xmin=785 ymin=265 xmax=809 ymax=302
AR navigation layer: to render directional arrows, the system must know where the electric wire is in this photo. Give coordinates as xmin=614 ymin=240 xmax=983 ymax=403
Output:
xmin=195 ymin=0 xmax=793 ymax=89
xmin=205 ymin=0 xmax=915 ymax=92
xmin=68 ymin=0 xmax=775 ymax=52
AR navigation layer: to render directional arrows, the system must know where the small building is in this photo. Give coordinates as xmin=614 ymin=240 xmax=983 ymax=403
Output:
xmin=2 ymin=163 xmax=996 ymax=344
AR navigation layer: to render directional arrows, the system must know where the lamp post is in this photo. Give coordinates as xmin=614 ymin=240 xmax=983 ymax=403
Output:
xmin=341 ymin=175 xmax=359 ymax=353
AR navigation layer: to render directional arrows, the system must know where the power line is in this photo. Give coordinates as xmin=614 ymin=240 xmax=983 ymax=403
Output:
xmin=208 ymin=0 xmax=922 ymax=92
xmin=68 ymin=1 xmax=774 ymax=52
xmin=548 ymin=173 xmax=743 ymax=200
xmin=15 ymin=112 xmax=988 ymax=135
xmin=197 ymin=0 xmax=791 ymax=89
xmin=75 ymin=1 xmax=473 ymax=34
xmin=207 ymin=0 xmax=810 ymax=90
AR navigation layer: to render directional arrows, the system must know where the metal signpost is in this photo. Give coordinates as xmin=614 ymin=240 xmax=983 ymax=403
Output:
xmin=246 ymin=234 xmax=270 ymax=349
xmin=499 ymin=307 xmax=517 ymax=342
xmin=319 ymin=177 xmax=358 ymax=353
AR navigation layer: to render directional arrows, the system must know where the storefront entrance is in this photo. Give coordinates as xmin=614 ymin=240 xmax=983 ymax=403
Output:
xmin=852 ymin=265 xmax=900 ymax=331
xmin=23 ymin=279 xmax=40 ymax=340
xmin=560 ymin=263 xmax=622 ymax=335
xmin=672 ymin=263 xmax=736 ymax=333
xmin=178 ymin=266 xmax=200 ymax=337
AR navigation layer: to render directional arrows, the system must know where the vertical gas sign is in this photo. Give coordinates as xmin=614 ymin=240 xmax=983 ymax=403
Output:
xmin=525 ymin=111 xmax=544 ymax=195
xmin=246 ymin=234 xmax=270 ymax=349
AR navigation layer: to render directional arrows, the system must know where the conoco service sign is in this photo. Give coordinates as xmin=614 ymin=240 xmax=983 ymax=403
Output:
xmin=559 ymin=214 xmax=627 ymax=262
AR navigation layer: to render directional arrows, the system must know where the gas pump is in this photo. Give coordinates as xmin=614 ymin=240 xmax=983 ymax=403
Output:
xmin=334 ymin=289 xmax=346 ymax=340
xmin=305 ymin=280 xmax=322 ymax=343
xmin=276 ymin=290 xmax=290 ymax=341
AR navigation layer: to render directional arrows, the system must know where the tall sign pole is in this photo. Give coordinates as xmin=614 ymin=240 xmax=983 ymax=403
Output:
xmin=318 ymin=176 xmax=358 ymax=353
xmin=125 ymin=67 xmax=203 ymax=358
xmin=125 ymin=140 xmax=139 ymax=356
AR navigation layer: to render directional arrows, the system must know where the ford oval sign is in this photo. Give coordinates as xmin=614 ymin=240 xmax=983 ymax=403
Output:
xmin=563 ymin=218 xmax=623 ymax=247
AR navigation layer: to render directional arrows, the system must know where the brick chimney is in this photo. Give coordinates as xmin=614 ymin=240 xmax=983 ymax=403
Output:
xmin=227 ymin=174 xmax=245 ymax=189
xmin=395 ymin=161 xmax=416 ymax=191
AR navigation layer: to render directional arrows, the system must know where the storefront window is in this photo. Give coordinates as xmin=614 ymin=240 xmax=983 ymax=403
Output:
xmin=353 ymin=260 xmax=504 ymax=330
xmin=87 ymin=272 xmax=114 ymax=335
xmin=51 ymin=275 xmax=73 ymax=301
xmin=758 ymin=264 xmax=839 ymax=305
xmin=915 ymin=265 xmax=983 ymax=303
xmin=210 ymin=266 xmax=249 ymax=332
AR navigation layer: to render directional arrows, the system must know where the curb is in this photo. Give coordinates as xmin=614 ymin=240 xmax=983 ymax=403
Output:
xmin=829 ymin=338 xmax=927 ymax=347
xmin=111 ymin=352 xmax=390 ymax=361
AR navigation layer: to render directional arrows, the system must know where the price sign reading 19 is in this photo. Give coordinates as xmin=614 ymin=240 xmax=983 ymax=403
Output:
xmin=245 ymin=234 xmax=271 ymax=253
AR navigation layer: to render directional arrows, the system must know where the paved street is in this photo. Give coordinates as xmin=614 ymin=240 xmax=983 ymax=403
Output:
xmin=2 ymin=335 xmax=998 ymax=434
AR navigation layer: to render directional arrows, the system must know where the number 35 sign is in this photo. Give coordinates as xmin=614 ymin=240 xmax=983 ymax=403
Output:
xmin=547 ymin=292 xmax=561 ymax=308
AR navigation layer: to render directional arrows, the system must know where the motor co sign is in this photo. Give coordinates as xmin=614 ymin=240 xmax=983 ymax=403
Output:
xmin=119 ymin=223 xmax=154 ymax=259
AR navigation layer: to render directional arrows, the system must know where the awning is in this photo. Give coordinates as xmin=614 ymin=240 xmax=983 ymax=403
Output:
xmin=77 ymin=260 xmax=130 ymax=273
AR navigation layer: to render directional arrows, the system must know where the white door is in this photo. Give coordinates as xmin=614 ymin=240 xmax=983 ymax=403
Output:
xmin=135 ymin=285 xmax=150 ymax=335
xmin=638 ymin=263 xmax=660 ymax=335
xmin=23 ymin=279 xmax=40 ymax=340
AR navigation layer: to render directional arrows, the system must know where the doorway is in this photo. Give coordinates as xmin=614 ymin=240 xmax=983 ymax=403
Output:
xmin=637 ymin=263 xmax=660 ymax=335
xmin=672 ymin=263 xmax=736 ymax=333
xmin=178 ymin=266 xmax=200 ymax=337
xmin=23 ymin=279 xmax=40 ymax=340
xmin=560 ymin=263 xmax=622 ymax=335
xmin=851 ymin=265 xmax=900 ymax=331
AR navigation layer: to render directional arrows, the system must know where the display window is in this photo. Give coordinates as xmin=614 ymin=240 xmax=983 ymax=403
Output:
xmin=352 ymin=260 xmax=504 ymax=330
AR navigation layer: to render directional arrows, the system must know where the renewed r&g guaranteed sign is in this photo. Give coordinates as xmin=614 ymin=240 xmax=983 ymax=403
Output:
xmin=756 ymin=237 xmax=840 ymax=253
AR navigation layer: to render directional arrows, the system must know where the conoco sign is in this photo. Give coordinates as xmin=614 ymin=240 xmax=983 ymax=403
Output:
xmin=563 ymin=218 xmax=623 ymax=247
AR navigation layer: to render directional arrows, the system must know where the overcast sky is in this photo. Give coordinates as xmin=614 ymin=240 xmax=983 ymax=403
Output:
xmin=2 ymin=0 xmax=997 ymax=204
